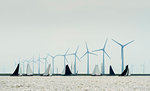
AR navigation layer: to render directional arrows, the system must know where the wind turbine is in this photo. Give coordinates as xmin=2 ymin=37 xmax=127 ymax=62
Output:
xmin=80 ymin=42 xmax=97 ymax=74
xmin=26 ymin=59 xmax=32 ymax=65
xmin=18 ymin=58 xmax=24 ymax=75
xmin=21 ymin=60 xmax=26 ymax=74
xmin=57 ymin=49 xmax=70 ymax=71
xmin=67 ymin=46 xmax=80 ymax=74
xmin=31 ymin=55 xmax=36 ymax=74
xmin=23 ymin=57 xmax=35 ymax=74
xmin=48 ymin=54 xmax=57 ymax=74
xmin=92 ymin=39 xmax=110 ymax=74
xmin=37 ymin=54 xmax=43 ymax=75
xmin=112 ymin=39 xmax=134 ymax=72
xmin=41 ymin=55 xmax=49 ymax=72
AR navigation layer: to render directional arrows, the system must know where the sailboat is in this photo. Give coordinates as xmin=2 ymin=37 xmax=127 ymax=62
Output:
xmin=43 ymin=64 xmax=52 ymax=76
xmin=11 ymin=64 xmax=20 ymax=76
xmin=119 ymin=65 xmax=129 ymax=76
xmin=92 ymin=65 xmax=101 ymax=76
xmin=109 ymin=65 xmax=115 ymax=76
xmin=26 ymin=63 xmax=33 ymax=76
xmin=65 ymin=65 xmax=72 ymax=76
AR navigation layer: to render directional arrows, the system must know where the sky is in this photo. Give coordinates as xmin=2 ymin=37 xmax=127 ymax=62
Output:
xmin=0 ymin=0 xmax=150 ymax=74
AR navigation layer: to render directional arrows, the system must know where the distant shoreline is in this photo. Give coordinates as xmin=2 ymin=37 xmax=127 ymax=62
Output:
xmin=0 ymin=74 xmax=150 ymax=76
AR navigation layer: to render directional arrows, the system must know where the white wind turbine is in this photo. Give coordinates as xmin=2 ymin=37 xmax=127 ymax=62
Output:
xmin=36 ymin=54 xmax=43 ymax=75
xmin=92 ymin=39 xmax=110 ymax=74
xmin=21 ymin=60 xmax=26 ymax=74
xmin=57 ymin=49 xmax=70 ymax=72
xmin=80 ymin=42 xmax=97 ymax=74
xmin=31 ymin=55 xmax=36 ymax=74
xmin=48 ymin=54 xmax=57 ymax=74
xmin=112 ymin=39 xmax=134 ymax=72
xmin=40 ymin=55 xmax=49 ymax=72
xmin=67 ymin=46 xmax=80 ymax=74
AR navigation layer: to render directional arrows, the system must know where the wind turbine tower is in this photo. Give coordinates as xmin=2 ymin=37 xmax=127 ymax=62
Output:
xmin=41 ymin=55 xmax=49 ymax=72
xmin=112 ymin=39 xmax=134 ymax=72
xmin=31 ymin=56 xmax=35 ymax=74
xmin=21 ymin=60 xmax=26 ymax=74
xmin=37 ymin=54 xmax=43 ymax=75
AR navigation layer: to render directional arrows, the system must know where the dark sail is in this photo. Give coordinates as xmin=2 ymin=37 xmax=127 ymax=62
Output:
xmin=65 ymin=65 xmax=72 ymax=75
xmin=109 ymin=65 xmax=115 ymax=76
xmin=120 ymin=65 xmax=129 ymax=76
xmin=11 ymin=64 xmax=19 ymax=76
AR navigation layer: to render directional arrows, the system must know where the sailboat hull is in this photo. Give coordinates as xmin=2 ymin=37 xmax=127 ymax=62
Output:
xmin=119 ymin=65 xmax=129 ymax=76
xmin=65 ymin=65 xmax=72 ymax=76
xmin=11 ymin=64 xmax=20 ymax=76
xmin=109 ymin=65 xmax=115 ymax=76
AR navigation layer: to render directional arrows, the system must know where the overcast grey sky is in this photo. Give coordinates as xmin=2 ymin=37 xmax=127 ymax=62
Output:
xmin=0 ymin=0 xmax=150 ymax=74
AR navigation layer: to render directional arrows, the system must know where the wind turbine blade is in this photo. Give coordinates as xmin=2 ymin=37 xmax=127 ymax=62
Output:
xmin=124 ymin=40 xmax=135 ymax=47
xmin=80 ymin=53 xmax=87 ymax=59
xmin=75 ymin=45 xmax=79 ymax=53
xmin=67 ymin=53 xmax=74 ymax=56
xmin=65 ymin=48 xmax=70 ymax=55
xmin=89 ymin=52 xmax=97 ymax=56
xmin=112 ymin=39 xmax=122 ymax=46
xmin=34 ymin=60 xmax=38 ymax=63
xmin=56 ymin=54 xmax=64 ymax=56
xmin=50 ymin=55 xmax=53 ymax=57
xmin=46 ymin=54 xmax=49 ymax=58
xmin=46 ymin=60 xmax=49 ymax=63
xmin=104 ymin=38 xmax=108 ymax=49
xmin=40 ymin=60 xmax=44 ymax=63
xmin=65 ymin=57 xmax=69 ymax=64
xmin=92 ymin=49 xmax=103 ymax=52
xmin=76 ymin=56 xmax=80 ymax=62
xmin=40 ymin=58 xmax=44 ymax=59
xmin=23 ymin=60 xmax=25 ymax=63
xmin=104 ymin=51 xmax=111 ymax=59
xmin=47 ymin=53 xmax=52 ymax=57
xmin=26 ymin=60 xmax=29 ymax=63
xmin=85 ymin=42 xmax=89 ymax=51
